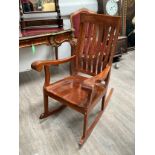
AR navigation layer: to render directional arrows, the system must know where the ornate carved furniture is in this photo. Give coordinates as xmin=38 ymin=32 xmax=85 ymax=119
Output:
xmin=19 ymin=0 xmax=63 ymax=60
xmin=19 ymin=29 xmax=73 ymax=48
xmin=31 ymin=13 xmax=121 ymax=146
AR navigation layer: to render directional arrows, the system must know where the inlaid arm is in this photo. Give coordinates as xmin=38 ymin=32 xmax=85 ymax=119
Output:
xmin=31 ymin=55 xmax=76 ymax=72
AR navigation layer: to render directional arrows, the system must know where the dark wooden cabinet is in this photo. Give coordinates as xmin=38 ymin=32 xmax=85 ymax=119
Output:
xmin=126 ymin=0 xmax=135 ymax=48
xmin=115 ymin=36 xmax=127 ymax=58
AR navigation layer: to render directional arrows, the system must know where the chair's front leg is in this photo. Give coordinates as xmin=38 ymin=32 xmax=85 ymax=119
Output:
xmin=40 ymin=90 xmax=49 ymax=119
xmin=39 ymin=65 xmax=50 ymax=119
xmin=79 ymin=109 xmax=104 ymax=146
xmin=39 ymin=90 xmax=67 ymax=119
xmin=79 ymin=112 xmax=88 ymax=146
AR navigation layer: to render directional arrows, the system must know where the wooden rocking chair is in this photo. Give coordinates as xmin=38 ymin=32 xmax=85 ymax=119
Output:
xmin=31 ymin=13 xmax=121 ymax=146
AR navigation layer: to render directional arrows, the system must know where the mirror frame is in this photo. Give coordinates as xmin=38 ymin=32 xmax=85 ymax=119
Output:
xmin=19 ymin=0 xmax=58 ymax=14
xmin=19 ymin=0 xmax=63 ymax=31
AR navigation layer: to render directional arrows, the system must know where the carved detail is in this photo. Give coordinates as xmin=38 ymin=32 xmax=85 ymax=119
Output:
xmin=49 ymin=32 xmax=73 ymax=47
xmin=19 ymin=30 xmax=74 ymax=48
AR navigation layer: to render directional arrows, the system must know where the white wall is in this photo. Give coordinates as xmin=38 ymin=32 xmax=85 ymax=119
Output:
xmin=19 ymin=0 xmax=98 ymax=72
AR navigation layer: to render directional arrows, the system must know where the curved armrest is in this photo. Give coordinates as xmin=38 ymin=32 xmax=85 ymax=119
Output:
xmin=81 ymin=65 xmax=111 ymax=107
xmin=31 ymin=55 xmax=76 ymax=72
xmin=82 ymin=65 xmax=111 ymax=90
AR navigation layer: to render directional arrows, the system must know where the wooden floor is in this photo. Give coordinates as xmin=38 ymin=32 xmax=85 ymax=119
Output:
xmin=19 ymin=51 xmax=135 ymax=155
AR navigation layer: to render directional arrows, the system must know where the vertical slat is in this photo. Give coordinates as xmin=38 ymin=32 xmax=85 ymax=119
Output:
xmin=96 ymin=24 xmax=106 ymax=74
xmin=89 ymin=55 xmax=94 ymax=73
xmin=95 ymin=52 xmax=101 ymax=74
xmin=97 ymin=52 xmax=103 ymax=74
xmin=77 ymin=22 xmax=87 ymax=70
xmin=83 ymin=22 xmax=89 ymax=55
xmin=109 ymin=29 xmax=119 ymax=64
xmin=93 ymin=24 xmax=100 ymax=54
xmin=101 ymin=25 xmax=111 ymax=55
xmin=83 ymin=23 xmax=95 ymax=71
xmin=86 ymin=24 xmax=97 ymax=74
xmin=79 ymin=56 xmax=83 ymax=70
xmin=95 ymin=24 xmax=103 ymax=55
xmin=85 ymin=55 xmax=88 ymax=71
xmin=80 ymin=22 xmax=88 ymax=55
xmin=87 ymin=54 xmax=92 ymax=73
xmin=92 ymin=54 xmax=98 ymax=74
xmin=95 ymin=25 xmax=110 ymax=72
xmin=102 ymin=26 xmax=115 ymax=69
xmin=84 ymin=23 xmax=94 ymax=55
xmin=98 ymin=24 xmax=104 ymax=46
xmin=89 ymin=24 xmax=97 ymax=55
xmin=91 ymin=55 xmax=95 ymax=73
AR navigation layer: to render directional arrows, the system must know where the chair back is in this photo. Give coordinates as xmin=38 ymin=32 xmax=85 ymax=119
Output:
xmin=70 ymin=8 xmax=95 ymax=38
xmin=75 ymin=13 xmax=121 ymax=76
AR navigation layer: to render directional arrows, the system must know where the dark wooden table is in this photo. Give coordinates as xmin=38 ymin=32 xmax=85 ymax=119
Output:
xmin=19 ymin=29 xmax=74 ymax=48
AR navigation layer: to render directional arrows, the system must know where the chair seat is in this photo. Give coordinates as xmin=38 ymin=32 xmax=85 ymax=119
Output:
xmin=45 ymin=75 xmax=105 ymax=108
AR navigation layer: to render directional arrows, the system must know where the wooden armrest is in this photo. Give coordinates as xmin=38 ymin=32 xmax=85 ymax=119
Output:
xmin=81 ymin=65 xmax=111 ymax=107
xmin=31 ymin=55 xmax=76 ymax=72
xmin=82 ymin=65 xmax=111 ymax=90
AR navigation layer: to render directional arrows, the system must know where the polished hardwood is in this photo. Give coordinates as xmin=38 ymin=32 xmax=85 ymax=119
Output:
xmin=31 ymin=13 xmax=121 ymax=146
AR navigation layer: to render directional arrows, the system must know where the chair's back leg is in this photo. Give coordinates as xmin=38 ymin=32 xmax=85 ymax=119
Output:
xmin=55 ymin=47 xmax=58 ymax=60
xmin=102 ymin=88 xmax=114 ymax=111
xmin=101 ymin=71 xmax=111 ymax=110
xmin=101 ymin=96 xmax=106 ymax=111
